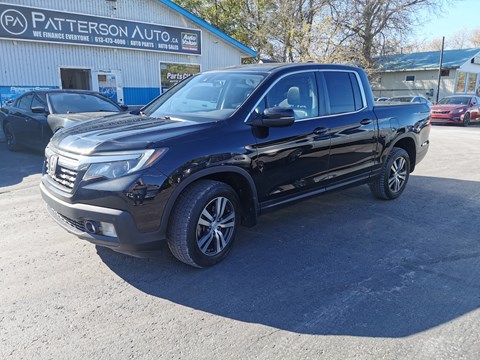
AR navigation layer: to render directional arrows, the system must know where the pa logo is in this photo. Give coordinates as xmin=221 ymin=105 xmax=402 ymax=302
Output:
xmin=1 ymin=9 xmax=28 ymax=35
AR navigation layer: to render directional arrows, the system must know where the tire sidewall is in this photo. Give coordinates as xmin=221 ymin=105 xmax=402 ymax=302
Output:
xmin=463 ymin=113 xmax=470 ymax=126
xmin=4 ymin=123 xmax=18 ymax=152
xmin=185 ymin=184 xmax=240 ymax=267
xmin=383 ymin=148 xmax=410 ymax=199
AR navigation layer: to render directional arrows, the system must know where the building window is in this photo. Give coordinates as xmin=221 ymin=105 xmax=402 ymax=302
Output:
xmin=467 ymin=73 xmax=477 ymax=93
xmin=405 ymin=75 xmax=415 ymax=82
xmin=456 ymin=72 xmax=467 ymax=93
xmin=440 ymin=69 xmax=450 ymax=77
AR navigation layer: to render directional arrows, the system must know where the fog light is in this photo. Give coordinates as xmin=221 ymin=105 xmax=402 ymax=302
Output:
xmin=100 ymin=222 xmax=117 ymax=237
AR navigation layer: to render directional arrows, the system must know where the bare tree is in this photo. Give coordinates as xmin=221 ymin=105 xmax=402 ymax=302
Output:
xmin=327 ymin=0 xmax=445 ymax=71
xmin=174 ymin=0 xmax=457 ymax=67
xmin=268 ymin=0 xmax=330 ymax=62
xmin=469 ymin=29 xmax=480 ymax=48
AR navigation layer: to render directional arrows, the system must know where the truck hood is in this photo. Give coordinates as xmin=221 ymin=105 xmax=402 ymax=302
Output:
xmin=50 ymin=112 xmax=213 ymax=155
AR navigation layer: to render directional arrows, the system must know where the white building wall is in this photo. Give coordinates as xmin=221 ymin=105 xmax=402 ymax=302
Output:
xmin=372 ymin=70 xmax=455 ymax=101
xmin=0 ymin=0 xmax=251 ymax=105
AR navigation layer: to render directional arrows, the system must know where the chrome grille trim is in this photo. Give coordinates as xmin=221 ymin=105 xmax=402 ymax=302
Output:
xmin=49 ymin=207 xmax=85 ymax=232
xmin=45 ymin=149 xmax=79 ymax=191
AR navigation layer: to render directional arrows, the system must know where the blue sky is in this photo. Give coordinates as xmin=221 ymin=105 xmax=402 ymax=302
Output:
xmin=413 ymin=0 xmax=479 ymax=42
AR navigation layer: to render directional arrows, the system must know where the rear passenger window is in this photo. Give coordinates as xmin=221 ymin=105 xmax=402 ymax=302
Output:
xmin=324 ymin=72 xmax=364 ymax=114
xmin=349 ymin=73 xmax=364 ymax=111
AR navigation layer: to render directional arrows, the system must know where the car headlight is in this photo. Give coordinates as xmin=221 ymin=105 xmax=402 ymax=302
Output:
xmin=82 ymin=148 xmax=168 ymax=180
xmin=451 ymin=108 xmax=465 ymax=114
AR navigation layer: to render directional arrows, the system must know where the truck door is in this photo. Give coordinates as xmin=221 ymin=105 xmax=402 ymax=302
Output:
xmin=248 ymin=71 xmax=331 ymax=206
xmin=315 ymin=71 xmax=377 ymax=189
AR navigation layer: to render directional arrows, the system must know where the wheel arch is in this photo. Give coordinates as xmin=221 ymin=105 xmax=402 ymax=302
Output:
xmin=159 ymin=166 xmax=259 ymax=238
xmin=390 ymin=135 xmax=417 ymax=172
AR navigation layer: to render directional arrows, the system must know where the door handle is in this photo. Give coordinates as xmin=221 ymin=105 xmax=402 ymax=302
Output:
xmin=313 ymin=127 xmax=328 ymax=135
xmin=360 ymin=119 xmax=373 ymax=125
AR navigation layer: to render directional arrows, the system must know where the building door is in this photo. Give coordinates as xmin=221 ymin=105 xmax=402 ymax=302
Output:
xmin=60 ymin=68 xmax=91 ymax=90
xmin=92 ymin=70 xmax=124 ymax=104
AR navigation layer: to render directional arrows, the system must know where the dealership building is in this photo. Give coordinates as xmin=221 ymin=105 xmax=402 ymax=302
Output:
xmin=0 ymin=0 xmax=256 ymax=106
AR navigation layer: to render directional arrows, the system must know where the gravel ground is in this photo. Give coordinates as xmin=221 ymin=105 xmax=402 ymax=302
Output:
xmin=1 ymin=125 xmax=479 ymax=359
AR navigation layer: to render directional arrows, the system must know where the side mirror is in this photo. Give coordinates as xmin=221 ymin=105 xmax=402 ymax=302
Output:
xmin=31 ymin=106 xmax=47 ymax=114
xmin=247 ymin=107 xmax=295 ymax=128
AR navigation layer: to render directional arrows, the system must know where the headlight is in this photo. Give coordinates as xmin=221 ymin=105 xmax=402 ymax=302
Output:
xmin=82 ymin=148 xmax=167 ymax=180
xmin=451 ymin=108 xmax=465 ymax=114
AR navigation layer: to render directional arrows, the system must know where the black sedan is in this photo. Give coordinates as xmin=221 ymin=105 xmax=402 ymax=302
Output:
xmin=2 ymin=90 xmax=126 ymax=152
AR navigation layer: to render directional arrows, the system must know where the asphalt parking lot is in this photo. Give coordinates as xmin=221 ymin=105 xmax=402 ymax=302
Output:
xmin=1 ymin=125 xmax=479 ymax=359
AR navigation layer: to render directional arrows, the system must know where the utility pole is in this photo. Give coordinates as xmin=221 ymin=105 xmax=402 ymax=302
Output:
xmin=436 ymin=37 xmax=445 ymax=104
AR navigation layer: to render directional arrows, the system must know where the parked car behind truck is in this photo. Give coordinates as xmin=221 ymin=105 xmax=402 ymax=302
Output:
xmin=41 ymin=63 xmax=431 ymax=268
xmin=430 ymin=95 xmax=480 ymax=126
xmin=2 ymin=90 xmax=126 ymax=152
xmin=387 ymin=95 xmax=432 ymax=107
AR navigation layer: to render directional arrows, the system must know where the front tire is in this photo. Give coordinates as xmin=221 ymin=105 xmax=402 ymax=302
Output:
xmin=4 ymin=122 xmax=20 ymax=152
xmin=369 ymin=147 xmax=410 ymax=200
xmin=167 ymin=180 xmax=240 ymax=268
xmin=463 ymin=112 xmax=470 ymax=127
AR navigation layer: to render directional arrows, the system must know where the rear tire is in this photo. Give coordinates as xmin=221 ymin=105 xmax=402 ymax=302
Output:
xmin=167 ymin=180 xmax=240 ymax=268
xmin=4 ymin=122 xmax=20 ymax=152
xmin=369 ymin=147 xmax=410 ymax=200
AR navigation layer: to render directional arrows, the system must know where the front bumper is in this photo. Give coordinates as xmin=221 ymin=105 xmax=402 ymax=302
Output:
xmin=41 ymin=182 xmax=166 ymax=256
xmin=430 ymin=114 xmax=463 ymax=124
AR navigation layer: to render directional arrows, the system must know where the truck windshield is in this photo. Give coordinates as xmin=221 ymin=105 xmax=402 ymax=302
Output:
xmin=142 ymin=72 xmax=266 ymax=121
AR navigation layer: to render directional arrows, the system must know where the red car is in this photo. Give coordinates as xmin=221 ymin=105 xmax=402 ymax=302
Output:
xmin=430 ymin=95 xmax=480 ymax=126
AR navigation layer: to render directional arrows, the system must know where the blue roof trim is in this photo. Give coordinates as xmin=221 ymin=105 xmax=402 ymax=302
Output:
xmin=377 ymin=48 xmax=480 ymax=72
xmin=159 ymin=0 xmax=257 ymax=57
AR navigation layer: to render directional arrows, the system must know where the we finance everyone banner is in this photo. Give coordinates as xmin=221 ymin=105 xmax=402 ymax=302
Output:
xmin=0 ymin=3 xmax=202 ymax=55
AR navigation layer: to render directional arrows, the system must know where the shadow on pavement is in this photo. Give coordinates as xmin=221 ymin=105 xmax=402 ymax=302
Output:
xmin=0 ymin=145 xmax=44 ymax=188
xmin=97 ymin=175 xmax=480 ymax=337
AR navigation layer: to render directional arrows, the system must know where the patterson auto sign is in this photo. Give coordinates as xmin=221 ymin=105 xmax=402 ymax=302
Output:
xmin=0 ymin=3 xmax=202 ymax=55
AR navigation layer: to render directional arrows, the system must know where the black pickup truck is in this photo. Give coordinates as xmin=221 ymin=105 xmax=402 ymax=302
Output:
xmin=40 ymin=63 xmax=431 ymax=268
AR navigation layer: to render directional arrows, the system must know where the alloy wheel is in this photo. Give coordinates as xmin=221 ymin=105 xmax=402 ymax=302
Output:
xmin=196 ymin=196 xmax=236 ymax=256
xmin=388 ymin=157 xmax=407 ymax=193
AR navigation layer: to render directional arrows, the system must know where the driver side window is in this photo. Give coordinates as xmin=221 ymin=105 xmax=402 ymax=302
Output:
xmin=16 ymin=94 xmax=34 ymax=110
xmin=262 ymin=72 xmax=319 ymax=120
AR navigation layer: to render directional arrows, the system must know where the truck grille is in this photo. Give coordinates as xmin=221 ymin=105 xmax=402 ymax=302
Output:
xmin=45 ymin=160 xmax=78 ymax=190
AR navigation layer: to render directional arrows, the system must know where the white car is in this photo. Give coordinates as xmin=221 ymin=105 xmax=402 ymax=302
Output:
xmin=388 ymin=96 xmax=432 ymax=107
